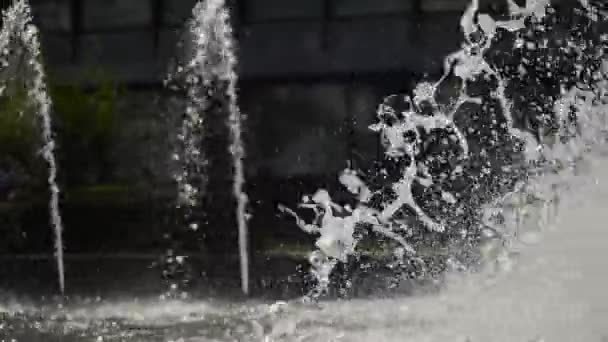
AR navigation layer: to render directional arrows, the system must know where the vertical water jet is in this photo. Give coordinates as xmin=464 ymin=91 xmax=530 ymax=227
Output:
xmin=169 ymin=0 xmax=249 ymax=295
xmin=0 ymin=0 xmax=65 ymax=293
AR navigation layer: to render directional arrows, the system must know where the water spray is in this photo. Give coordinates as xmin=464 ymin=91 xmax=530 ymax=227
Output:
xmin=0 ymin=0 xmax=65 ymax=293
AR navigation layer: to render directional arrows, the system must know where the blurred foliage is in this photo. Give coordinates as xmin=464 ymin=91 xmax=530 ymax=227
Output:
xmin=0 ymin=72 xmax=125 ymax=250
xmin=0 ymin=85 xmax=46 ymax=204
xmin=0 ymin=70 xmax=125 ymax=191
xmin=0 ymin=86 xmax=40 ymax=171
xmin=51 ymin=72 xmax=124 ymax=185
xmin=0 ymin=84 xmax=40 ymax=252
xmin=0 ymin=63 xmax=173 ymax=251
xmin=69 ymin=184 xmax=135 ymax=206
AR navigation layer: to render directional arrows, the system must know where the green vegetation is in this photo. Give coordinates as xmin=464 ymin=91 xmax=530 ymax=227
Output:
xmin=51 ymin=73 xmax=123 ymax=186
xmin=0 ymin=85 xmax=38 ymax=251
xmin=0 ymin=71 xmax=131 ymax=251
xmin=0 ymin=90 xmax=37 ymax=159
xmin=0 ymin=70 xmax=125 ymax=188
xmin=0 ymin=86 xmax=42 ymax=175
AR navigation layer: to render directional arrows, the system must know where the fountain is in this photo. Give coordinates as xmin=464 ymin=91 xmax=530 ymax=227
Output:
xmin=0 ymin=0 xmax=65 ymax=293
xmin=1 ymin=0 xmax=608 ymax=340
xmin=283 ymin=0 xmax=608 ymax=299
xmin=166 ymin=0 xmax=249 ymax=295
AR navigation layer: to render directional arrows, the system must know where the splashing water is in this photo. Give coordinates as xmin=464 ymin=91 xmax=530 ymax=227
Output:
xmin=0 ymin=0 xmax=65 ymax=293
xmin=167 ymin=0 xmax=249 ymax=295
xmin=284 ymin=0 xmax=608 ymax=300
xmin=3 ymin=1 xmax=608 ymax=341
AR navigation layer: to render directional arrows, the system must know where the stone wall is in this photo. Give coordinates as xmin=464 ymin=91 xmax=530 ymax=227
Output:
xmin=25 ymin=0 xmax=482 ymax=84
xmin=242 ymin=82 xmax=382 ymax=178
xmin=1 ymin=0 xmax=589 ymax=255
xmin=20 ymin=0 xmax=538 ymax=181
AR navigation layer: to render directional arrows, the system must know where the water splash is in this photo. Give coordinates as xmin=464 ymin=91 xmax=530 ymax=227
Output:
xmin=2 ymin=1 xmax=608 ymax=341
xmin=0 ymin=0 xmax=65 ymax=293
xmin=284 ymin=0 xmax=608 ymax=299
xmin=167 ymin=0 xmax=249 ymax=295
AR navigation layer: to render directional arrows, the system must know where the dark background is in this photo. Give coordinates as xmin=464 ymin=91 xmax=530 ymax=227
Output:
xmin=0 ymin=0 xmax=474 ymax=253
xmin=0 ymin=0 xmax=599 ymax=297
